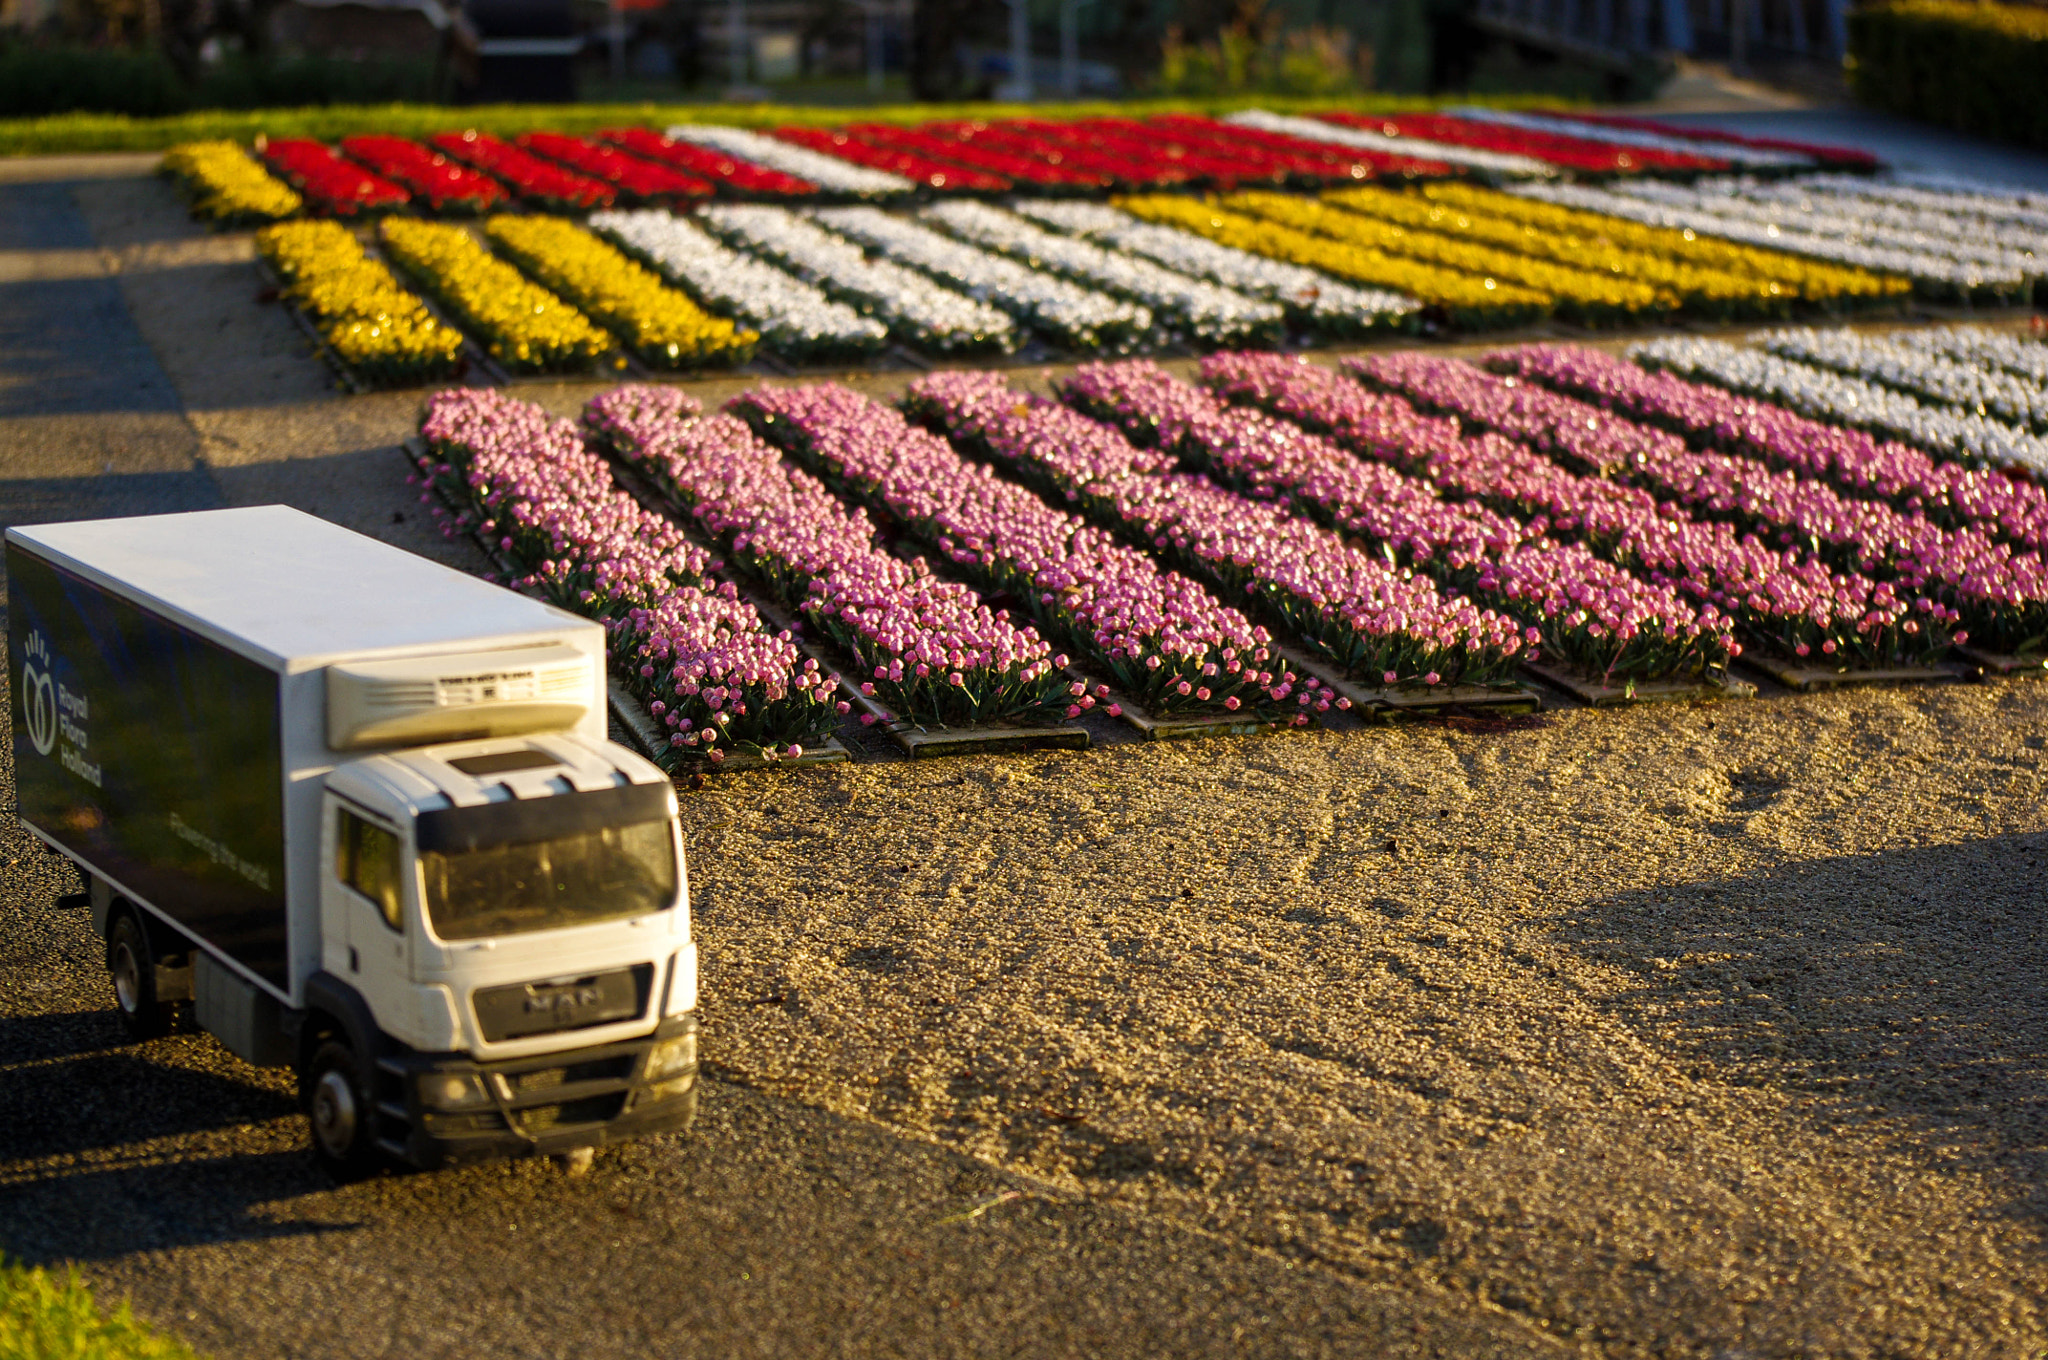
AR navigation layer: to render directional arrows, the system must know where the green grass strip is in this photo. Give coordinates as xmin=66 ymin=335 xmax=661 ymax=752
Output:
xmin=0 ymin=1255 xmax=206 ymax=1360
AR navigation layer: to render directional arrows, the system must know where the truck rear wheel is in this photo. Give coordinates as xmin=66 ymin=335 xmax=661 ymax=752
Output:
xmin=107 ymin=911 xmax=174 ymax=1040
xmin=305 ymin=1038 xmax=381 ymax=1181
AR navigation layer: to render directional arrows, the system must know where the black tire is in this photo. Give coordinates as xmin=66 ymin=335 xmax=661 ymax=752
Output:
xmin=303 ymin=1037 xmax=381 ymax=1182
xmin=107 ymin=911 xmax=174 ymax=1040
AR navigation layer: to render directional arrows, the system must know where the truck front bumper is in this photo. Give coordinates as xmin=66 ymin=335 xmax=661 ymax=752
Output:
xmin=377 ymin=1012 xmax=699 ymax=1170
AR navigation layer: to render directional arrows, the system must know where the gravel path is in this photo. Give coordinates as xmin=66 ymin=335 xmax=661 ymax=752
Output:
xmin=0 ymin=155 xmax=2043 ymax=1360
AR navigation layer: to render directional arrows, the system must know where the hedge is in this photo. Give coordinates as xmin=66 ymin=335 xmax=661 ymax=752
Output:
xmin=1849 ymin=0 xmax=2048 ymax=152
xmin=0 ymin=93 xmax=1557 ymax=158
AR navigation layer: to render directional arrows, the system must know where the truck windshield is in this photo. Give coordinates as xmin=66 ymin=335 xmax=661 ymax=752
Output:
xmin=420 ymin=820 xmax=677 ymax=941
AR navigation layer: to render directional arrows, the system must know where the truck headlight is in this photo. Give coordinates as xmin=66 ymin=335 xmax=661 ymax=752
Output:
xmin=418 ymin=1072 xmax=491 ymax=1111
xmin=645 ymin=1032 xmax=696 ymax=1081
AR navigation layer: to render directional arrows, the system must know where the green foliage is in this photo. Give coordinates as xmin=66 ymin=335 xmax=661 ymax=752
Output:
xmin=0 ymin=92 xmax=1556 ymax=157
xmin=1157 ymin=23 xmax=1366 ymax=97
xmin=1849 ymin=0 xmax=2048 ymax=152
xmin=0 ymin=44 xmax=438 ymax=119
xmin=0 ymin=1256 xmax=205 ymax=1360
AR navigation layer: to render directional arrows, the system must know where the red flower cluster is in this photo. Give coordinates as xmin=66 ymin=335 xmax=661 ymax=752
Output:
xmin=846 ymin=122 xmax=1106 ymax=189
xmin=1321 ymin=111 xmax=1728 ymax=175
xmin=1561 ymin=112 xmax=1881 ymax=170
xmin=517 ymin=132 xmax=714 ymax=204
xmin=771 ymin=125 xmax=1012 ymax=191
xmin=597 ymin=127 xmax=820 ymax=197
xmin=922 ymin=119 xmax=1193 ymax=189
xmin=1144 ymin=113 xmax=1451 ymax=183
xmin=428 ymin=130 xmax=615 ymax=210
xmin=263 ymin=138 xmax=409 ymax=216
xmin=339 ymin=135 xmax=506 ymax=213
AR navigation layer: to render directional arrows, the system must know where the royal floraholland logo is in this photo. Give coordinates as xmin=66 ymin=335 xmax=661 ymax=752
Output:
xmin=21 ymin=630 xmax=56 ymax=757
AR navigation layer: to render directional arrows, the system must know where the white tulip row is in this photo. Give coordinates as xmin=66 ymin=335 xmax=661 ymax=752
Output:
xmin=1738 ymin=179 xmax=2048 ymax=269
xmin=1629 ymin=335 xmax=2048 ymax=474
xmin=1223 ymin=108 xmax=1556 ymax=180
xmin=1893 ymin=325 xmax=2048 ymax=386
xmin=1005 ymin=197 xmax=1420 ymax=336
xmin=813 ymin=205 xmax=1153 ymax=352
xmin=917 ymin=199 xmax=1284 ymax=346
xmin=1884 ymin=173 xmax=2048 ymax=229
xmin=590 ymin=208 xmax=889 ymax=364
xmin=1750 ymin=326 xmax=2048 ymax=434
xmin=664 ymin=123 xmax=913 ymax=197
xmin=1443 ymin=106 xmax=1812 ymax=170
xmin=697 ymin=204 xmax=1017 ymax=354
xmin=1509 ymin=179 xmax=2030 ymax=300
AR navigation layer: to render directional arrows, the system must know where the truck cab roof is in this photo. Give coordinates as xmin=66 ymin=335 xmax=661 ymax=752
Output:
xmin=328 ymin=732 xmax=673 ymax=828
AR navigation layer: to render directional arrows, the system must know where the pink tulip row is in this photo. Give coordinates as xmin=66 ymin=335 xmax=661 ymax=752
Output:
xmin=904 ymin=367 xmax=1528 ymax=691
xmin=1347 ymin=351 xmax=2041 ymax=657
xmin=583 ymin=384 xmax=1072 ymax=729
xmin=417 ymin=387 xmax=841 ymax=764
xmin=1484 ymin=342 xmax=2048 ymax=557
xmin=725 ymin=381 xmax=1310 ymax=718
xmin=1065 ymin=357 xmax=1739 ymax=680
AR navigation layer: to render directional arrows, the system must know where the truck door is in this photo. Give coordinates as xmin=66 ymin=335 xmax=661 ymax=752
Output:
xmin=323 ymin=796 xmax=413 ymax=1035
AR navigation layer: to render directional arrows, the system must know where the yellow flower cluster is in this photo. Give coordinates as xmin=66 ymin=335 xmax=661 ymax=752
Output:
xmin=379 ymin=219 xmax=611 ymax=374
xmin=1113 ymin=193 xmax=1548 ymax=331
xmin=257 ymin=220 xmax=465 ymax=387
xmin=1230 ymin=189 xmax=1672 ymax=328
xmin=1414 ymin=183 xmax=1910 ymax=311
xmin=482 ymin=216 xmax=757 ymax=370
xmin=161 ymin=140 xmax=301 ymax=226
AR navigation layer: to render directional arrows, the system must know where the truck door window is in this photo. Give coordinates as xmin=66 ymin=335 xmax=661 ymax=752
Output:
xmin=337 ymin=808 xmax=404 ymax=931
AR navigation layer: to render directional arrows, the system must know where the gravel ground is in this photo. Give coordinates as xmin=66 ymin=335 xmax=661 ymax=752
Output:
xmin=1 ymin=155 xmax=2045 ymax=1360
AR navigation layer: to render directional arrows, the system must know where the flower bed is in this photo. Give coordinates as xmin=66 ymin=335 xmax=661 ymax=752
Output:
xmin=1008 ymin=197 xmax=1419 ymax=337
xmin=1451 ymin=108 xmax=1803 ymax=171
xmin=1323 ymin=111 xmax=1726 ymax=176
xmin=517 ymin=131 xmax=714 ymax=205
xmin=1752 ymin=325 xmax=2048 ymax=434
xmin=339 ymin=135 xmax=506 ymax=214
xmin=429 ymin=130 xmax=614 ymax=211
xmin=162 ymin=140 xmax=303 ymax=224
xmin=846 ymin=123 xmax=1107 ymax=191
xmin=814 ymin=205 xmax=1152 ymax=352
xmin=596 ymin=127 xmax=820 ymax=198
xmin=1115 ymin=193 xmax=1548 ymax=330
xmin=419 ymin=386 xmax=840 ymax=765
xmin=1559 ymin=112 xmax=1881 ymax=171
xmin=482 ymin=215 xmax=756 ymax=369
xmin=698 ymin=204 xmax=1014 ymax=354
xmin=1066 ymin=357 xmax=1738 ymax=680
xmin=1227 ymin=110 xmax=1556 ymax=181
xmin=918 ymin=120 xmax=1192 ymax=190
xmin=726 ymin=381 xmax=1310 ymax=718
xmin=666 ymin=123 xmax=912 ymax=197
xmin=919 ymin=200 xmax=1284 ymax=347
xmin=256 ymin=219 xmax=465 ymax=387
xmin=584 ymin=385 xmax=1071 ymax=729
xmin=379 ymin=218 xmax=611 ymax=374
xmin=262 ymin=138 xmax=409 ymax=217
xmin=591 ymin=208 xmax=887 ymax=365
xmin=771 ymin=125 xmax=1011 ymax=192
xmin=1894 ymin=323 xmax=2048 ymax=385
xmin=1488 ymin=341 xmax=2048 ymax=556
xmin=906 ymin=368 xmax=1521 ymax=691
xmin=1143 ymin=112 xmax=1453 ymax=184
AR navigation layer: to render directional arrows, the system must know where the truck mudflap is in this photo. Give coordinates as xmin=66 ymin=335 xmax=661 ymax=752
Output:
xmin=373 ymin=1012 xmax=699 ymax=1170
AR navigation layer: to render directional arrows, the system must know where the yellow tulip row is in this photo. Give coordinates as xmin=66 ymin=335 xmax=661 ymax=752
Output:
xmin=1113 ymin=193 xmax=1548 ymax=331
xmin=379 ymin=219 xmax=613 ymax=374
xmin=482 ymin=216 xmax=757 ymax=370
xmin=1227 ymin=189 xmax=1674 ymax=327
xmin=257 ymin=220 xmax=466 ymax=387
xmin=162 ymin=141 xmax=302 ymax=226
xmin=1407 ymin=183 xmax=1910 ymax=314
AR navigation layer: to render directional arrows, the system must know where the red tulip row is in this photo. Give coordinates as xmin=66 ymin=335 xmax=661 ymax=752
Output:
xmin=262 ymin=138 xmax=409 ymax=216
xmin=338 ymin=134 xmax=506 ymax=213
xmin=518 ymin=132 xmax=714 ymax=205
xmin=429 ymin=130 xmax=614 ymax=211
xmin=598 ymin=126 xmax=820 ymax=197
xmin=1322 ymin=112 xmax=1726 ymax=176
xmin=770 ymin=125 xmax=1012 ymax=192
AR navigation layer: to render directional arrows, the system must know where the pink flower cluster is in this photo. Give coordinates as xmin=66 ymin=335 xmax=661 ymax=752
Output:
xmin=417 ymin=387 xmax=840 ymax=765
xmin=1071 ymin=358 xmax=1731 ymax=681
xmin=906 ymin=368 xmax=1523 ymax=692
xmin=726 ymin=381 xmax=1308 ymax=718
xmin=584 ymin=384 xmax=1069 ymax=729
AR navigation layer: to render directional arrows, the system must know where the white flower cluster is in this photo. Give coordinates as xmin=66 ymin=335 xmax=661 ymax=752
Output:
xmin=664 ymin=123 xmax=913 ymax=197
xmin=813 ymin=205 xmax=1153 ymax=352
xmin=1224 ymin=108 xmax=1555 ymax=180
xmin=919 ymin=199 xmax=1283 ymax=346
xmin=1751 ymin=325 xmax=2048 ymax=435
xmin=1884 ymin=172 xmax=2048 ymax=226
xmin=1007 ymin=197 xmax=1419 ymax=336
xmin=1510 ymin=178 xmax=2030 ymax=300
xmin=1629 ymin=334 xmax=2048 ymax=474
xmin=1740 ymin=178 xmax=2048 ymax=268
xmin=698 ymin=204 xmax=1015 ymax=354
xmin=1893 ymin=324 xmax=2048 ymax=386
xmin=1445 ymin=106 xmax=1811 ymax=170
xmin=591 ymin=208 xmax=889 ymax=364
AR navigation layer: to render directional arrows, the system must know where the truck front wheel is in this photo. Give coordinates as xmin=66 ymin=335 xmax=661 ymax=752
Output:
xmin=305 ymin=1038 xmax=381 ymax=1181
xmin=107 ymin=912 xmax=174 ymax=1040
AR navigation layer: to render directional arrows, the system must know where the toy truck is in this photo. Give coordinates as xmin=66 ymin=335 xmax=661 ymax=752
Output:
xmin=8 ymin=506 xmax=698 ymax=1177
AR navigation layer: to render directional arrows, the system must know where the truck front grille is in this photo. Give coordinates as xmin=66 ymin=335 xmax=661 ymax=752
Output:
xmin=473 ymin=964 xmax=654 ymax=1043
